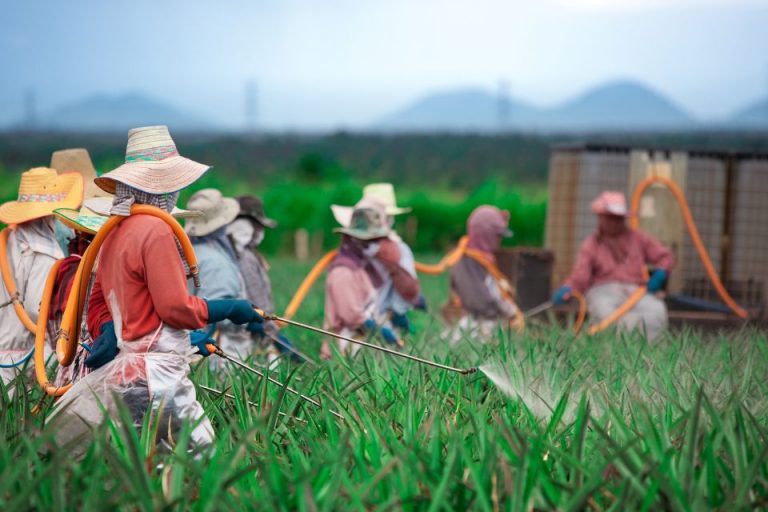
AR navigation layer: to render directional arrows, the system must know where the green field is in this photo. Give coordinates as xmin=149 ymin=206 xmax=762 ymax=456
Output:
xmin=2 ymin=258 xmax=768 ymax=510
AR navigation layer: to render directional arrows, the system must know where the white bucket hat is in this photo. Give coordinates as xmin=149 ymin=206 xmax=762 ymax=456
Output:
xmin=331 ymin=182 xmax=411 ymax=227
xmin=183 ymin=188 xmax=240 ymax=237
xmin=95 ymin=125 xmax=209 ymax=195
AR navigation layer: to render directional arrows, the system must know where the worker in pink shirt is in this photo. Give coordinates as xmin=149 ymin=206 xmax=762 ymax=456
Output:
xmin=552 ymin=191 xmax=674 ymax=340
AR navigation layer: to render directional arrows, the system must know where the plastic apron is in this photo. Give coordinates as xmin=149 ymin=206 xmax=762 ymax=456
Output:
xmin=49 ymin=322 xmax=214 ymax=457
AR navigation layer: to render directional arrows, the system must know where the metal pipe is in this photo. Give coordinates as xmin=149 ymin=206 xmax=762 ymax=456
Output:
xmin=260 ymin=312 xmax=477 ymax=375
xmin=524 ymin=301 xmax=553 ymax=318
xmin=197 ymin=384 xmax=308 ymax=424
xmin=208 ymin=345 xmax=346 ymax=421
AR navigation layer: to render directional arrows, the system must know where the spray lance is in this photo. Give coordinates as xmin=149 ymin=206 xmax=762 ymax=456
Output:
xmin=244 ymin=308 xmax=478 ymax=376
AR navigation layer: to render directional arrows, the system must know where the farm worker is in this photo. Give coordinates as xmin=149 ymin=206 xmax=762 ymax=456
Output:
xmin=226 ymin=195 xmax=303 ymax=364
xmin=552 ymin=191 xmax=674 ymax=341
xmin=46 ymin=148 xmax=112 ymax=386
xmin=184 ymin=189 xmax=261 ymax=366
xmin=49 ymin=126 xmax=263 ymax=455
xmin=321 ymin=198 xmax=402 ymax=359
xmin=0 ymin=167 xmax=83 ymax=394
xmin=331 ymin=183 xmax=422 ymax=337
xmin=50 ymin=147 xmax=201 ymax=387
xmin=447 ymin=205 xmax=518 ymax=340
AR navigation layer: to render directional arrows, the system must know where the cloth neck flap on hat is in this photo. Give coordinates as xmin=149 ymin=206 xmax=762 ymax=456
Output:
xmin=110 ymin=182 xmax=179 ymax=216
xmin=190 ymin=226 xmax=238 ymax=264
xmin=467 ymin=206 xmax=508 ymax=261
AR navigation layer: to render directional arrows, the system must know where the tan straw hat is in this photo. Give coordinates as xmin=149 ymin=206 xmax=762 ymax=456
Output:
xmin=334 ymin=198 xmax=391 ymax=240
xmin=50 ymin=148 xmax=108 ymax=201
xmin=183 ymin=188 xmax=240 ymax=237
xmin=54 ymin=197 xmax=202 ymax=235
xmin=95 ymin=125 xmax=209 ymax=195
xmin=0 ymin=167 xmax=83 ymax=225
xmin=331 ymin=182 xmax=410 ymax=227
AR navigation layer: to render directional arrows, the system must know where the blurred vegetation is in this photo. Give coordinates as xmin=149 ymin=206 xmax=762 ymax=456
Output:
xmin=1 ymin=131 xmax=766 ymax=255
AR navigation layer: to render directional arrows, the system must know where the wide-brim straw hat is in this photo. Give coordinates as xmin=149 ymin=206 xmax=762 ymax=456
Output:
xmin=95 ymin=125 xmax=209 ymax=195
xmin=183 ymin=188 xmax=240 ymax=237
xmin=591 ymin=191 xmax=628 ymax=217
xmin=334 ymin=198 xmax=391 ymax=241
xmin=50 ymin=148 xmax=108 ymax=201
xmin=236 ymin=195 xmax=277 ymax=229
xmin=331 ymin=182 xmax=411 ymax=228
xmin=0 ymin=167 xmax=83 ymax=225
xmin=53 ymin=197 xmax=203 ymax=236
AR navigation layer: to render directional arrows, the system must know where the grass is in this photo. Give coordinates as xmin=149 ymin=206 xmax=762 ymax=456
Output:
xmin=2 ymin=257 xmax=768 ymax=510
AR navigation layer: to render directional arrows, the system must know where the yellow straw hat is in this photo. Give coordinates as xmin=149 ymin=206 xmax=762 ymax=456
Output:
xmin=0 ymin=167 xmax=83 ymax=225
xmin=50 ymin=148 xmax=108 ymax=201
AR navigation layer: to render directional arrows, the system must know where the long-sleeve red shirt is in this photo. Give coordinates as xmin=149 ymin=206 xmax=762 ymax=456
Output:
xmin=87 ymin=215 xmax=208 ymax=340
xmin=564 ymin=229 xmax=675 ymax=294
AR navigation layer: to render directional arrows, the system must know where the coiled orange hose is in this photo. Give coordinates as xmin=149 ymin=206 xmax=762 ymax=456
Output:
xmin=414 ymin=236 xmax=469 ymax=274
xmin=0 ymin=228 xmax=38 ymax=334
xmin=34 ymin=259 xmax=71 ymax=396
xmin=56 ymin=205 xmax=201 ymax=368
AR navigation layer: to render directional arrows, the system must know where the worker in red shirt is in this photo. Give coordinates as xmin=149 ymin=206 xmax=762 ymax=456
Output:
xmin=50 ymin=126 xmax=263 ymax=455
xmin=552 ymin=191 xmax=674 ymax=341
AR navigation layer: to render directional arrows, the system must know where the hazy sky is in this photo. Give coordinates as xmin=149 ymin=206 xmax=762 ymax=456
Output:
xmin=1 ymin=0 xmax=767 ymax=129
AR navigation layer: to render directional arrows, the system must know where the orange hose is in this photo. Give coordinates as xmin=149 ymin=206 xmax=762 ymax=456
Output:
xmin=34 ymin=259 xmax=71 ymax=396
xmin=629 ymin=175 xmax=748 ymax=319
xmin=571 ymin=289 xmax=587 ymax=335
xmin=282 ymin=249 xmax=338 ymax=321
xmin=56 ymin=205 xmax=200 ymax=368
xmin=0 ymin=228 xmax=38 ymax=334
xmin=414 ymin=236 xmax=469 ymax=274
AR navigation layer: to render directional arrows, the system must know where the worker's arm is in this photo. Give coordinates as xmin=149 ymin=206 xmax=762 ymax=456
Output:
xmin=326 ymin=266 xmax=371 ymax=331
xmin=376 ymin=239 xmax=420 ymax=303
xmin=563 ymin=237 xmax=596 ymax=293
xmin=143 ymin=225 xmax=208 ymax=330
xmin=86 ymin=274 xmax=112 ymax=337
xmin=638 ymin=230 xmax=675 ymax=271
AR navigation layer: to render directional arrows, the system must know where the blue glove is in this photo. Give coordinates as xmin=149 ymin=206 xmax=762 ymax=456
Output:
xmin=362 ymin=318 xmax=377 ymax=332
xmin=274 ymin=333 xmax=304 ymax=363
xmin=391 ymin=312 xmax=412 ymax=333
xmin=647 ymin=270 xmax=668 ymax=293
xmin=247 ymin=320 xmax=266 ymax=336
xmin=552 ymin=286 xmax=572 ymax=306
xmin=413 ymin=295 xmax=428 ymax=312
xmin=190 ymin=325 xmax=216 ymax=357
xmin=380 ymin=326 xmax=399 ymax=345
xmin=84 ymin=321 xmax=119 ymax=369
xmin=206 ymin=299 xmax=264 ymax=325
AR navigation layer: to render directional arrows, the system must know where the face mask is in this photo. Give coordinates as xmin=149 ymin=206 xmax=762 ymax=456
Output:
xmin=53 ymin=218 xmax=74 ymax=256
xmin=362 ymin=242 xmax=380 ymax=258
xmin=226 ymin=218 xmax=256 ymax=250
xmin=253 ymin=228 xmax=265 ymax=247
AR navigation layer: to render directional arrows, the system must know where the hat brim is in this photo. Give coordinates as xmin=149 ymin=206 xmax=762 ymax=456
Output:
xmin=94 ymin=156 xmax=210 ymax=195
xmin=239 ymin=213 xmax=277 ymax=229
xmin=184 ymin=197 xmax=240 ymax=236
xmin=331 ymin=205 xmax=353 ymax=228
xmin=0 ymin=172 xmax=84 ymax=225
xmin=83 ymin=197 xmax=203 ymax=219
xmin=385 ymin=206 xmax=411 ymax=216
xmin=333 ymin=226 xmax=391 ymax=241
xmin=53 ymin=207 xmax=106 ymax=235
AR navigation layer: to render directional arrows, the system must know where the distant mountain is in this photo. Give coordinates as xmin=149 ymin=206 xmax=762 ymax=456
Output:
xmin=377 ymin=80 xmax=694 ymax=132
xmin=39 ymin=93 xmax=213 ymax=132
xmin=730 ymin=98 xmax=768 ymax=128
xmin=541 ymin=81 xmax=692 ymax=130
xmin=378 ymin=88 xmax=543 ymax=131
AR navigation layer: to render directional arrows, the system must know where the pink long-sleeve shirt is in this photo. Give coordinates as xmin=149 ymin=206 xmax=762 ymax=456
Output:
xmin=564 ymin=229 xmax=675 ymax=293
xmin=87 ymin=215 xmax=209 ymax=340
xmin=323 ymin=265 xmax=375 ymax=333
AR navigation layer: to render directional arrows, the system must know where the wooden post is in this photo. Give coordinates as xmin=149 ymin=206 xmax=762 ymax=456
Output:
xmin=294 ymin=229 xmax=309 ymax=261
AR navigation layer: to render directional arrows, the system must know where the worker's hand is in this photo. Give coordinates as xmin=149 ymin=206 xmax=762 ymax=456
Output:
xmin=552 ymin=285 xmax=572 ymax=306
xmin=206 ymin=299 xmax=264 ymax=325
xmin=646 ymin=270 xmax=668 ymax=293
xmin=413 ymin=294 xmax=428 ymax=311
xmin=84 ymin=321 xmax=119 ymax=369
xmin=376 ymin=239 xmax=401 ymax=269
xmin=391 ymin=312 xmax=412 ymax=333
xmin=190 ymin=326 xmax=215 ymax=357
xmin=380 ymin=326 xmax=402 ymax=346
xmin=247 ymin=320 xmax=266 ymax=336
